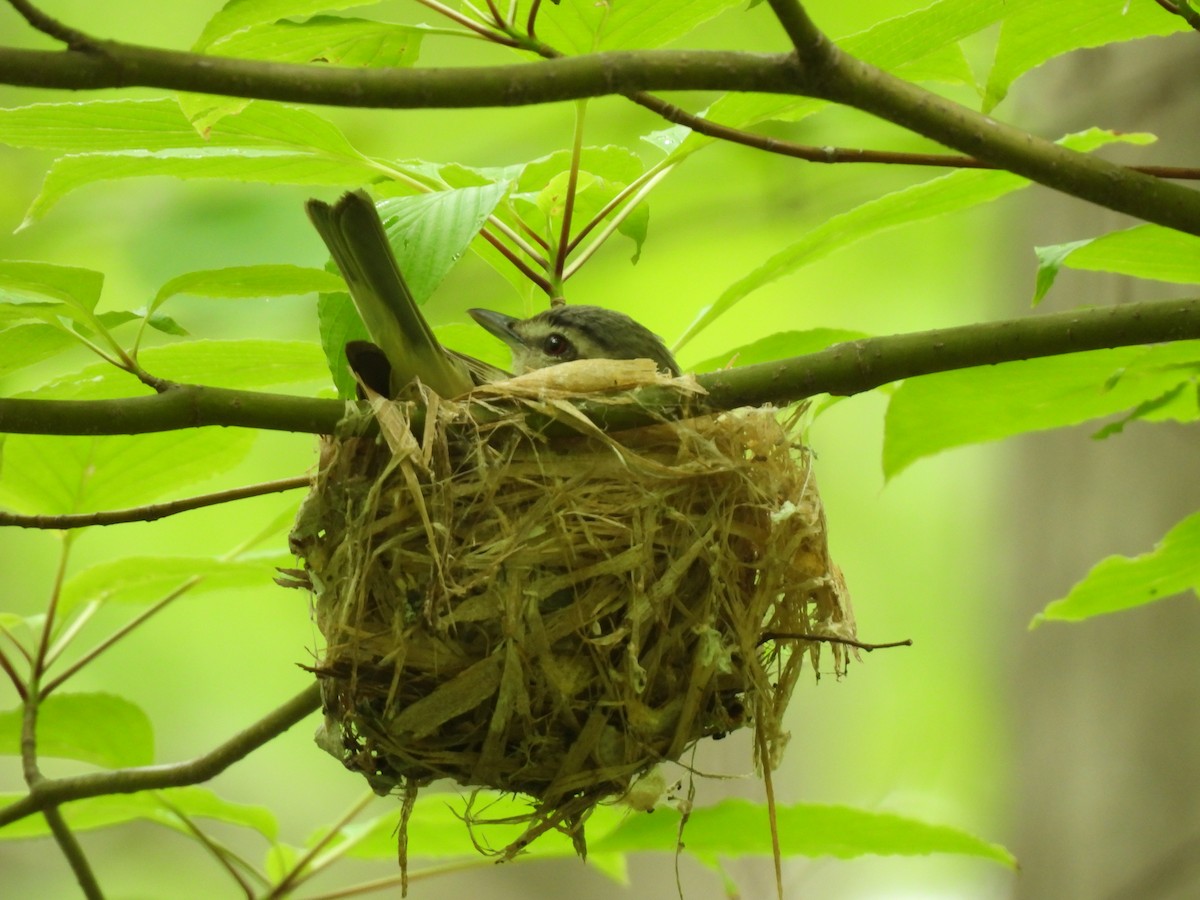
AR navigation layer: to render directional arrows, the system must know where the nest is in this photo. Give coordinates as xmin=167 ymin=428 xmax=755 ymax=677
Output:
xmin=287 ymin=359 xmax=853 ymax=866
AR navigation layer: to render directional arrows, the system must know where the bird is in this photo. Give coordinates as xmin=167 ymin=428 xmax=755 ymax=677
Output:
xmin=468 ymin=306 xmax=681 ymax=378
xmin=307 ymin=190 xmax=680 ymax=397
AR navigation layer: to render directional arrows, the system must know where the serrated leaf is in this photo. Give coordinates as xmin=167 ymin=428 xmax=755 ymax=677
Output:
xmin=0 ymin=99 xmax=360 ymax=157
xmin=689 ymin=328 xmax=868 ymax=373
xmin=0 ymin=261 xmax=104 ymax=314
xmin=25 ymin=150 xmax=375 ymax=225
xmin=1091 ymin=382 xmax=1199 ymax=439
xmin=675 ymin=129 xmax=1148 ymax=349
xmin=212 ymin=16 xmax=425 ymax=68
xmin=0 ymin=324 xmax=81 ymax=377
xmin=589 ymin=798 xmax=1014 ymax=865
xmin=985 ymin=0 xmax=1189 ymax=111
xmin=882 ymin=341 xmax=1200 ymax=478
xmin=0 ymin=429 xmax=258 ymax=517
xmin=536 ymin=0 xmax=744 ymax=53
xmin=152 ymin=265 xmax=345 ymax=313
xmin=519 ymin=147 xmax=644 ymax=194
xmin=1035 ymin=510 xmax=1200 ymax=625
xmin=0 ymin=786 xmax=278 ymax=840
xmin=0 ymin=693 xmax=153 ymax=768
xmin=1037 ymin=225 xmax=1200 ymax=298
xmin=58 ymin=554 xmax=291 ymax=618
xmin=195 ymin=0 xmax=381 ymax=50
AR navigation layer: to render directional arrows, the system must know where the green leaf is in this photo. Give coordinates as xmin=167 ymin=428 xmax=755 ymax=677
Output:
xmin=1032 ymin=239 xmax=1091 ymax=305
xmin=0 ymin=324 xmax=81 ymax=377
xmin=689 ymin=328 xmax=868 ymax=373
xmin=1035 ymin=510 xmax=1200 ymax=625
xmin=536 ymin=0 xmax=744 ymax=53
xmin=265 ymin=842 xmax=304 ymax=883
xmin=376 ymin=184 xmax=510 ymax=304
xmin=212 ymin=16 xmax=425 ymax=67
xmin=590 ymin=798 xmax=1014 ymax=865
xmin=195 ymin=0 xmax=381 ymax=49
xmin=317 ymin=791 xmax=623 ymax=860
xmin=0 ymin=99 xmax=360 ymax=157
xmin=0 ymin=261 xmax=104 ymax=312
xmin=678 ymin=129 xmax=1145 ymax=348
xmin=0 ymin=787 xmax=277 ymax=841
xmin=136 ymin=340 xmax=330 ymax=389
xmin=883 ymin=341 xmax=1200 ymax=478
xmin=985 ymin=0 xmax=1189 ymax=111
xmin=151 ymin=265 xmax=346 ymax=314
xmin=518 ymin=147 xmax=644 ymax=194
xmin=25 ymin=150 xmax=375 ymax=225
xmin=58 ymin=554 xmax=291 ymax=618
xmin=0 ymin=693 xmax=153 ymax=768
xmin=1036 ymin=226 xmax=1200 ymax=301
xmin=1090 ymin=381 xmax=1199 ymax=439
xmin=0 ymin=430 xmax=258 ymax=517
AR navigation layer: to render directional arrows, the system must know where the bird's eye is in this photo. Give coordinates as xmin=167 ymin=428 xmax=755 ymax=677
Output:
xmin=543 ymin=333 xmax=569 ymax=356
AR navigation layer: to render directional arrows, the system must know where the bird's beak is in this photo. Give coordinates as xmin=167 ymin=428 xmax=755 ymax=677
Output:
xmin=468 ymin=308 xmax=526 ymax=349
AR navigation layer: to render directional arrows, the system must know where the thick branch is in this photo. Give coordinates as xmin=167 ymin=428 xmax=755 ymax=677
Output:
xmin=0 ymin=683 xmax=321 ymax=827
xmin=0 ymin=382 xmax=343 ymax=436
xmin=4 ymin=36 xmax=1200 ymax=237
xmin=1 ymin=299 xmax=1197 ymax=437
xmin=0 ymin=43 xmax=804 ymax=105
xmin=816 ymin=48 xmax=1200 ymax=237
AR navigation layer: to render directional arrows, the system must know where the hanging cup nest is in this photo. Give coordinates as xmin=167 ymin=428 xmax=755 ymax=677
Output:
xmin=286 ymin=359 xmax=854 ymax=862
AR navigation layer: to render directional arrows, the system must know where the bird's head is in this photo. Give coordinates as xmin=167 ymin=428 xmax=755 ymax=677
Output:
xmin=468 ymin=305 xmax=680 ymax=376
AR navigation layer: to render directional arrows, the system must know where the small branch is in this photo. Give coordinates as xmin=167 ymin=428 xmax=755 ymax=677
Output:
xmin=0 ymin=381 xmax=343 ymax=436
xmin=41 ymin=805 xmax=104 ymax=900
xmin=0 ymin=645 xmax=28 ymax=701
xmin=6 ymin=0 xmax=96 ymax=50
xmin=552 ymin=100 xmax=589 ymax=292
xmin=0 ymin=683 xmax=321 ymax=828
xmin=630 ymin=89 xmax=1200 ymax=180
xmin=1155 ymin=0 xmax=1200 ymax=31
xmin=765 ymin=0 xmax=829 ymax=57
xmin=0 ymin=475 xmax=310 ymax=530
xmin=758 ymin=632 xmax=913 ymax=652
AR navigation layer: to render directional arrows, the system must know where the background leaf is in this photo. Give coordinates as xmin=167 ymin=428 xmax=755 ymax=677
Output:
xmin=883 ymin=341 xmax=1200 ymax=478
xmin=0 ymin=693 xmax=154 ymax=768
xmin=1034 ymin=510 xmax=1200 ymax=625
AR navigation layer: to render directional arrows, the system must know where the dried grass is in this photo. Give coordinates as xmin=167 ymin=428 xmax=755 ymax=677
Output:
xmin=287 ymin=360 xmax=853 ymax=867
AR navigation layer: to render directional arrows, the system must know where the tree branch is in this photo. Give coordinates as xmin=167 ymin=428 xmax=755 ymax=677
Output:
xmin=0 ymin=683 xmax=321 ymax=827
xmin=0 ymin=475 xmax=311 ymax=529
xmin=1 ymin=298 xmax=1197 ymax=437
xmin=4 ymin=32 xmax=1200 ymax=237
xmin=0 ymin=43 xmax=803 ymax=105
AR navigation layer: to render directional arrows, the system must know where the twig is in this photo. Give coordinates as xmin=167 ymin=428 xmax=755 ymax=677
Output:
xmin=6 ymin=0 xmax=95 ymax=50
xmin=764 ymin=0 xmax=828 ymax=56
xmin=0 ymin=475 xmax=310 ymax=530
xmin=1154 ymin=0 xmax=1200 ymax=31
xmin=0 ymin=683 xmax=321 ymax=828
xmin=0 ymin=645 xmax=27 ymax=700
xmin=526 ymin=0 xmax=544 ymax=39
xmin=757 ymin=632 xmax=913 ymax=651
xmin=41 ymin=805 xmax=104 ymax=900
xmin=156 ymin=796 xmax=258 ymax=897
xmin=265 ymin=792 xmax=377 ymax=898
